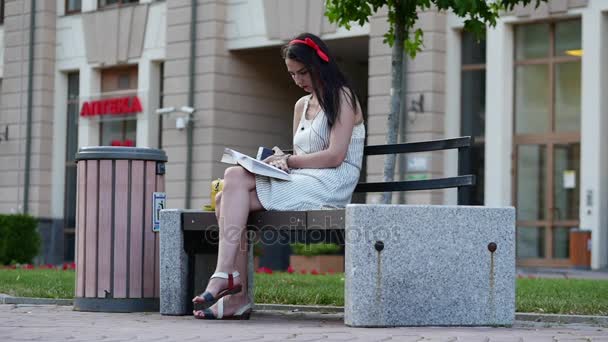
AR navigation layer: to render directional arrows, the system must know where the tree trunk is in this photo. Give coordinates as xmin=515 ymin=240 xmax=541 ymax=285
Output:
xmin=381 ymin=2 xmax=405 ymax=204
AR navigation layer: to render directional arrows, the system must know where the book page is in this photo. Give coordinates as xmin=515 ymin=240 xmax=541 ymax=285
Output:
xmin=221 ymin=148 xmax=291 ymax=181
xmin=251 ymin=159 xmax=291 ymax=180
xmin=220 ymin=149 xmax=237 ymax=164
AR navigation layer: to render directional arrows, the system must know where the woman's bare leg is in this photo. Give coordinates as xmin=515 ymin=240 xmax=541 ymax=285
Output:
xmin=193 ymin=167 xmax=263 ymax=316
xmin=210 ymin=191 xmax=251 ymax=301
xmin=215 ymin=168 xmax=251 ymax=272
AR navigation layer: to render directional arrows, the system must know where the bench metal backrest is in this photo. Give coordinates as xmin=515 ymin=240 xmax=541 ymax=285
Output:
xmin=355 ymin=136 xmax=476 ymax=205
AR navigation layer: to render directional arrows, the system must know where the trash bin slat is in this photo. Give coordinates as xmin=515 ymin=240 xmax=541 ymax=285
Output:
xmin=85 ymin=160 xmax=99 ymax=298
xmin=143 ymin=161 xmax=156 ymax=298
xmin=98 ymin=160 xmax=113 ymax=298
xmin=76 ymin=161 xmax=87 ymax=298
xmin=113 ymin=160 xmax=129 ymax=299
xmin=129 ymin=160 xmax=145 ymax=298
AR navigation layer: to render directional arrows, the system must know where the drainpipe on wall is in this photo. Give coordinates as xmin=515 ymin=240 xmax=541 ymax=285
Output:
xmin=185 ymin=0 xmax=197 ymax=209
xmin=397 ymin=41 xmax=408 ymax=205
xmin=23 ymin=0 xmax=36 ymax=214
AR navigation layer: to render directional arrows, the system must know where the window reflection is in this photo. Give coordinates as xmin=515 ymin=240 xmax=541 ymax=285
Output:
xmin=515 ymin=65 xmax=549 ymax=134
xmin=459 ymin=31 xmax=486 ymax=205
xmin=517 ymin=227 xmax=545 ymax=258
xmin=555 ymin=62 xmax=581 ymax=132
xmin=517 ymin=145 xmax=546 ymax=221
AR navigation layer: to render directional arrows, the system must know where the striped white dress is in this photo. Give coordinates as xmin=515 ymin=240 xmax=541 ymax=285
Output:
xmin=255 ymin=96 xmax=365 ymax=211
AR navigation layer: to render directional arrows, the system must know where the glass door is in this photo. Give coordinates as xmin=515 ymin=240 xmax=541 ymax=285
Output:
xmin=513 ymin=20 xmax=581 ymax=267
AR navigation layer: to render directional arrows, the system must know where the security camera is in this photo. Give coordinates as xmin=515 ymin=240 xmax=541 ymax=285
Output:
xmin=180 ymin=106 xmax=195 ymax=114
xmin=156 ymin=107 xmax=175 ymax=115
xmin=176 ymin=116 xmax=187 ymax=130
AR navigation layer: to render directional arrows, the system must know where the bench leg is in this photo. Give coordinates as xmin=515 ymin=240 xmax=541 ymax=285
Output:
xmin=159 ymin=209 xmax=189 ymax=315
xmin=248 ymin=232 xmax=255 ymax=306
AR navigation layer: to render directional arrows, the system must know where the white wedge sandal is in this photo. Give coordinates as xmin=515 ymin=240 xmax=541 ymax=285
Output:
xmin=192 ymin=271 xmax=242 ymax=305
xmin=195 ymin=297 xmax=252 ymax=320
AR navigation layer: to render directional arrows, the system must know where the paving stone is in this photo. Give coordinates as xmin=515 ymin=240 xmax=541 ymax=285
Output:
xmin=0 ymin=305 xmax=607 ymax=341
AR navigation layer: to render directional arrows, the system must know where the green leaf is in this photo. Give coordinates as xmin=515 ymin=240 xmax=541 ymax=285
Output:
xmin=324 ymin=0 xmax=549 ymax=58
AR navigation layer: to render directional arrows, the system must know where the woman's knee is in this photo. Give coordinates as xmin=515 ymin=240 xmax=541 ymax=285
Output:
xmin=223 ymin=166 xmax=253 ymax=190
xmin=215 ymin=191 xmax=222 ymax=208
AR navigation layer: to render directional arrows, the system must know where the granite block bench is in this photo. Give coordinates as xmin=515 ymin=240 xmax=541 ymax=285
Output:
xmin=344 ymin=204 xmax=515 ymax=326
xmin=159 ymin=137 xmax=516 ymax=326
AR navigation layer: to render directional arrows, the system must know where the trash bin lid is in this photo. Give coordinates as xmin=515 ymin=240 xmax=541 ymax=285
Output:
xmin=75 ymin=146 xmax=168 ymax=162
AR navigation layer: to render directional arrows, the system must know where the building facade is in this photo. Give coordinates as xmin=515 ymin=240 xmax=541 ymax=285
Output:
xmin=0 ymin=0 xmax=605 ymax=269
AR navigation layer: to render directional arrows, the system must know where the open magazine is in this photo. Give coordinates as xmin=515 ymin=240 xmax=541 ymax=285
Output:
xmin=221 ymin=148 xmax=292 ymax=181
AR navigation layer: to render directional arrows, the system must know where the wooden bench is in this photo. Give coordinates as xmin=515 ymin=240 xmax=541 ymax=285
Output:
xmin=160 ymin=136 xmax=476 ymax=316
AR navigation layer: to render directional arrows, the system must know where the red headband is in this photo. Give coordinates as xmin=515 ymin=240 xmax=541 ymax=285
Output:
xmin=289 ymin=38 xmax=330 ymax=63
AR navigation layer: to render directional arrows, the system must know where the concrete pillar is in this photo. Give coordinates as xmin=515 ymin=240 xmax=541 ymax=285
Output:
xmin=579 ymin=4 xmax=608 ymax=269
xmin=484 ymin=21 xmax=514 ymax=208
xmin=78 ymin=66 xmax=100 ymax=147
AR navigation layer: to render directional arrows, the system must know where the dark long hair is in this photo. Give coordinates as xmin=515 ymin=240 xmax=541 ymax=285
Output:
xmin=281 ymin=33 xmax=358 ymax=128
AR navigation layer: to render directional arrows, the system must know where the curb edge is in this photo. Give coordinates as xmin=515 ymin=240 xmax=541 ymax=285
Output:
xmin=0 ymin=296 xmax=73 ymax=306
xmin=1 ymin=297 xmax=605 ymax=325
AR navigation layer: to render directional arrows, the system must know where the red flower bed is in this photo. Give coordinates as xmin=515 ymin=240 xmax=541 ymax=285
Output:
xmin=1 ymin=262 xmax=76 ymax=271
xmin=255 ymin=267 xmax=273 ymax=274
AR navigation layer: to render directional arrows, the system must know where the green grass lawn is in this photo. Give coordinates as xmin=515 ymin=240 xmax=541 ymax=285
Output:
xmin=254 ymin=273 xmax=344 ymax=306
xmin=517 ymin=278 xmax=608 ymax=316
xmin=0 ymin=269 xmax=75 ymax=299
xmin=1 ymin=269 xmax=607 ymax=316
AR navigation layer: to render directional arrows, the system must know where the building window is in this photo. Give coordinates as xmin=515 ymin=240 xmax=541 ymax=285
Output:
xmin=99 ymin=66 xmax=138 ymax=146
xmin=98 ymin=0 xmax=139 ymax=8
xmin=64 ymin=72 xmax=80 ymax=261
xmin=460 ymin=31 xmax=486 ymax=205
xmin=66 ymin=0 xmax=82 ymax=14
xmin=513 ymin=20 xmax=582 ymax=264
xmin=0 ymin=0 xmax=5 ymax=25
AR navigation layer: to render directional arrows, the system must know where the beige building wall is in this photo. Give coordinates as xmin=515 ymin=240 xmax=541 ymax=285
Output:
xmin=163 ymin=0 xmax=300 ymax=209
xmin=0 ymin=0 xmax=56 ymax=217
xmin=366 ymin=7 xmax=447 ymax=204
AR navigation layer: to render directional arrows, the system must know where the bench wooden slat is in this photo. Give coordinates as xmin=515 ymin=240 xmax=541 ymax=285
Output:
xmin=247 ymin=211 xmax=307 ymax=229
xmin=182 ymin=210 xmax=348 ymax=231
xmin=363 ymin=136 xmax=472 ymax=156
xmin=306 ymin=210 xmax=345 ymax=230
xmin=354 ymin=175 xmax=476 ymax=193
xmin=183 ymin=211 xmax=307 ymax=231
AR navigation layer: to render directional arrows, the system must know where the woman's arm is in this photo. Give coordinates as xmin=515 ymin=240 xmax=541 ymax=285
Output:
xmin=292 ymin=96 xmax=306 ymax=136
xmin=288 ymin=90 xmax=359 ymax=169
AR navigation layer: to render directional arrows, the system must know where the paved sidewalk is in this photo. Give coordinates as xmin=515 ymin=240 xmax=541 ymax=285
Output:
xmin=1 ymin=304 xmax=606 ymax=342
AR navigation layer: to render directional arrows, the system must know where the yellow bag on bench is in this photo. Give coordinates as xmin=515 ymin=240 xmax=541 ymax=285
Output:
xmin=211 ymin=178 xmax=224 ymax=210
xmin=202 ymin=178 xmax=223 ymax=211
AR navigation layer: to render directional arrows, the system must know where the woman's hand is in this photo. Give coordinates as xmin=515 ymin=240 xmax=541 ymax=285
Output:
xmin=263 ymin=147 xmax=291 ymax=172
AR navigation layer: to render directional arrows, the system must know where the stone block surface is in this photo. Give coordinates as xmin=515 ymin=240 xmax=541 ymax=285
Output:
xmin=159 ymin=209 xmax=189 ymax=315
xmin=344 ymin=204 xmax=515 ymax=327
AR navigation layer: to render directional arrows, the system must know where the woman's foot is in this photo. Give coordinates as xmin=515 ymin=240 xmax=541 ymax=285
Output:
xmin=192 ymin=271 xmax=242 ymax=305
xmin=193 ymin=295 xmax=252 ymax=320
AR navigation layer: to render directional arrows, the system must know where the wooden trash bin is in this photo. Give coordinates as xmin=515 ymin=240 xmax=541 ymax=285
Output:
xmin=569 ymin=228 xmax=591 ymax=269
xmin=74 ymin=147 xmax=167 ymax=312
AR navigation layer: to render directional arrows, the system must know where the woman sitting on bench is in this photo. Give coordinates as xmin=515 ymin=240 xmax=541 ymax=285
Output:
xmin=192 ymin=32 xmax=365 ymax=320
